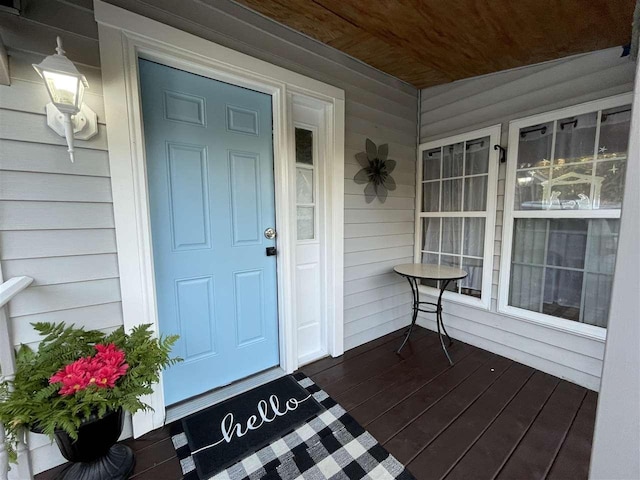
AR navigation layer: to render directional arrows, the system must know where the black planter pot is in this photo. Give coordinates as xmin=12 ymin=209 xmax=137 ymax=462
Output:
xmin=52 ymin=409 xmax=135 ymax=480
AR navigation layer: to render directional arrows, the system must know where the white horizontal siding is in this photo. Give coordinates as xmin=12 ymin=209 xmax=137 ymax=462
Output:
xmin=10 ymin=302 xmax=124 ymax=345
xmin=344 ymin=234 xmax=414 ymax=253
xmin=419 ymin=47 xmax=636 ymax=390
xmin=345 ymin=222 xmax=414 ymax=238
xmin=344 ymin=272 xmax=406 ymax=296
xmin=0 ymin=229 xmax=117 ymax=260
xmin=0 ymin=109 xmax=108 ymax=150
xmin=0 ymin=139 xmax=111 ymax=176
xmin=0 ymin=171 xmax=113 ymax=202
xmin=0 ymin=201 xmax=115 ymax=230
xmin=345 ymin=209 xmax=415 ymax=224
xmin=2 ymin=254 xmax=119 ymax=286
xmin=7 ymin=278 xmax=122 ymax=318
xmin=344 ymin=282 xmax=410 ymax=310
xmin=0 ymin=78 xmax=106 ymax=120
xmin=345 ymin=256 xmax=413 ymax=282
xmin=345 ymin=133 xmax=416 ymax=161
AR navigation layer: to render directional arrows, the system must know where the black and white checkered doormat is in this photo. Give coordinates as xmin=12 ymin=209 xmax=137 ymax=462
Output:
xmin=171 ymin=372 xmax=415 ymax=480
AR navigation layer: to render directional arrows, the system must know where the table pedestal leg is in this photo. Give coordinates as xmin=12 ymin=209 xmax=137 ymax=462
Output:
xmin=437 ymin=280 xmax=454 ymax=365
xmin=396 ymin=275 xmax=455 ymax=365
xmin=397 ymin=276 xmax=418 ymax=353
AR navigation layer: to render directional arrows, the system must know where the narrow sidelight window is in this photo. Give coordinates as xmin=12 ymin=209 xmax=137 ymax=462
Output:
xmin=295 ymin=127 xmax=316 ymax=240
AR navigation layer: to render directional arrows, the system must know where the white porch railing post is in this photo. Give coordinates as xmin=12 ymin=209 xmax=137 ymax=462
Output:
xmin=0 ymin=273 xmax=34 ymax=480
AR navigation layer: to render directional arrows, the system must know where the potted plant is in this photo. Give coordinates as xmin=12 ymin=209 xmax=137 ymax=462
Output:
xmin=0 ymin=322 xmax=180 ymax=479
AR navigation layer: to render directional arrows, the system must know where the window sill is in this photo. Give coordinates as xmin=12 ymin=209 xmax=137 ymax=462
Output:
xmin=418 ymin=284 xmax=491 ymax=311
xmin=497 ymin=304 xmax=607 ymax=342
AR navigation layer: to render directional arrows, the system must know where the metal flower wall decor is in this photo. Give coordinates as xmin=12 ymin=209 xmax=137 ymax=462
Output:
xmin=354 ymin=138 xmax=397 ymax=203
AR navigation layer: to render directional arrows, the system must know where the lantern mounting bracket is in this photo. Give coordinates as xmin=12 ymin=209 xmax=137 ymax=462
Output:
xmin=45 ymin=102 xmax=98 ymax=141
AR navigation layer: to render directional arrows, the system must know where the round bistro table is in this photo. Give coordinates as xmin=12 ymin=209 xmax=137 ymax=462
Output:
xmin=393 ymin=263 xmax=468 ymax=365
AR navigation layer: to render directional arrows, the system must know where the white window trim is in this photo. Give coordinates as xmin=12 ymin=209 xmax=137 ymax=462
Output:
xmin=498 ymin=93 xmax=633 ymax=341
xmin=416 ymin=124 xmax=501 ymax=310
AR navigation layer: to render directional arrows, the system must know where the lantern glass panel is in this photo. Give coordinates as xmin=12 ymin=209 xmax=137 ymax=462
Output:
xmin=42 ymin=71 xmax=81 ymax=111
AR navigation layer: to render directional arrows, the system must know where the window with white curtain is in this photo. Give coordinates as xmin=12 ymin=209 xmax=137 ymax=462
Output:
xmin=500 ymin=94 xmax=632 ymax=332
xmin=416 ymin=125 xmax=501 ymax=308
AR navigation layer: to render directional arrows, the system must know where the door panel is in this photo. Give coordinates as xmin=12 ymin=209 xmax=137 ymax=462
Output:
xmin=166 ymin=143 xmax=210 ymax=251
xmin=234 ymin=269 xmax=265 ymax=346
xmin=176 ymin=276 xmax=216 ymax=360
xmin=139 ymin=59 xmax=279 ymax=405
xmin=229 ymin=151 xmax=262 ymax=245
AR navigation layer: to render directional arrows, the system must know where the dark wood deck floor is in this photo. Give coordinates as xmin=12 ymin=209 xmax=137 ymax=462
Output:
xmin=37 ymin=326 xmax=597 ymax=480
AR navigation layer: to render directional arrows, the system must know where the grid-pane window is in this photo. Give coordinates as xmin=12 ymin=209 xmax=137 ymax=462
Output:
xmin=504 ymin=99 xmax=631 ymax=328
xmin=417 ymin=127 xmax=500 ymax=306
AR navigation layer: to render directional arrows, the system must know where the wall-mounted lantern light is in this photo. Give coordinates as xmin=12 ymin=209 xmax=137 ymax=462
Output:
xmin=32 ymin=36 xmax=97 ymax=162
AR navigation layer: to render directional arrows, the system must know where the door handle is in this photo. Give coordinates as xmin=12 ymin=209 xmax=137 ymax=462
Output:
xmin=266 ymin=247 xmax=277 ymax=256
xmin=264 ymin=228 xmax=276 ymax=240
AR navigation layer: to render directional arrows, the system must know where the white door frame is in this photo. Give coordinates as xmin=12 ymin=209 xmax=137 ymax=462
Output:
xmin=94 ymin=0 xmax=344 ymax=437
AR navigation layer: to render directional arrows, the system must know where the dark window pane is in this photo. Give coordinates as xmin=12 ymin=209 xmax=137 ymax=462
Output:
xmin=543 ymin=268 xmax=583 ymax=321
xmin=295 ymin=128 xmax=313 ymax=165
xmin=442 ymin=178 xmax=462 ymax=211
xmin=598 ymin=106 xmax=631 ymax=160
xmin=465 ymin=137 xmax=490 ymax=175
xmin=510 ymin=264 xmax=544 ymax=312
xmin=441 ymin=217 xmax=462 ymax=254
xmin=512 ymin=218 xmax=547 ymax=264
xmin=422 ymin=218 xmax=440 ymax=252
xmin=420 ymin=253 xmax=439 ymax=287
xmin=554 ymin=112 xmax=597 ymax=164
xmin=423 ymin=148 xmax=441 ymax=180
xmin=596 ymin=160 xmax=626 ymax=209
xmin=515 ymin=167 xmax=549 ymax=210
xmin=585 ymin=219 xmax=619 ymax=275
xmin=509 ymin=219 xmax=619 ymax=327
xmin=461 ymin=257 xmax=483 ymax=298
xmin=422 ymin=181 xmax=440 ymax=212
xmin=440 ymin=255 xmax=460 ymax=292
xmin=442 ymin=142 xmax=463 ymax=178
xmin=547 ymin=219 xmax=587 ymax=269
xmin=548 ymin=163 xmax=593 ymax=209
xmin=464 ymin=176 xmax=488 ymax=211
xmin=463 ymin=218 xmax=485 ymax=257
xmin=517 ymin=122 xmax=553 ymax=169
xmin=582 ymin=273 xmax=613 ymax=327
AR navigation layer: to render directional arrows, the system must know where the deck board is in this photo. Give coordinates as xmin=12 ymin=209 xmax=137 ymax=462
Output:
xmin=35 ymin=326 xmax=596 ymax=480
xmin=444 ymin=370 xmax=560 ymax=480
xmin=407 ymin=363 xmax=534 ymax=479
xmin=365 ymin=349 xmax=494 ymax=444
xmin=496 ymin=381 xmax=587 ymax=479
xmin=332 ymin=336 xmax=469 ymax=411
xmin=384 ymin=355 xmax=513 ymax=464
xmin=546 ymin=391 xmax=598 ymax=480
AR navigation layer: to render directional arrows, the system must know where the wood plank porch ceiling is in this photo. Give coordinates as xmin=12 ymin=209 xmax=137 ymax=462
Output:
xmin=233 ymin=0 xmax=635 ymax=88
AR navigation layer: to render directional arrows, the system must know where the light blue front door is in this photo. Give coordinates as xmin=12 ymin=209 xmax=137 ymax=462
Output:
xmin=139 ymin=59 xmax=279 ymax=405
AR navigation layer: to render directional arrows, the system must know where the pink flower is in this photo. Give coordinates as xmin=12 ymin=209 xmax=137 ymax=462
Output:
xmin=49 ymin=344 xmax=129 ymax=396
xmin=95 ymin=343 xmax=126 ymax=367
